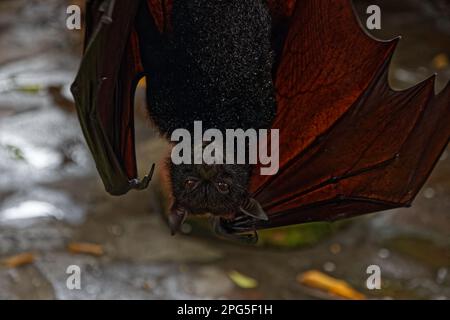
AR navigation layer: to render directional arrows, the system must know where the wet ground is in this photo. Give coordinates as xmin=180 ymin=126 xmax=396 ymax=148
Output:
xmin=0 ymin=0 xmax=449 ymax=299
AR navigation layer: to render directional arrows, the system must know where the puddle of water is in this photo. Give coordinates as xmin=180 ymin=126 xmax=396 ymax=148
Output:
xmin=0 ymin=107 xmax=93 ymax=190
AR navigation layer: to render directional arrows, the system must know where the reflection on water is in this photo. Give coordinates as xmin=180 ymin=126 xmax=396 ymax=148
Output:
xmin=1 ymin=201 xmax=63 ymax=221
xmin=0 ymin=188 xmax=85 ymax=226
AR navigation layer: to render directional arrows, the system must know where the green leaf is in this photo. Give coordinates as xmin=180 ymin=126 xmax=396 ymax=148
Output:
xmin=228 ymin=270 xmax=258 ymax=289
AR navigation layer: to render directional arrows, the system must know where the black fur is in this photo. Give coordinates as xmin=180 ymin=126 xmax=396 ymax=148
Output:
xmin=136 ymin=0 xmax=276 ymax=135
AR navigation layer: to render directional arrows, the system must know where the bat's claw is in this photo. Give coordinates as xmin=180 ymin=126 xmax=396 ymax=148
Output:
xmin=229 ymin=216 xmax=253 ymax=227
xmin=129 ymin=164 xmax=155 ymax=190
xmin=211 ymin=217 xmax=258 ymax=245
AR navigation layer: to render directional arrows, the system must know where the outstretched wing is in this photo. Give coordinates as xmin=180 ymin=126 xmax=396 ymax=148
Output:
xmin=71 ymin=0 xmax=169 ymax=195
xmin=244 ymin=0 xmax=450 ymax=230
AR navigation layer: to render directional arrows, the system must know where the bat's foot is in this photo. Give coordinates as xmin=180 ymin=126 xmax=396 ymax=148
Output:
xmin=211 ymin=217 xmax=259 ymax=245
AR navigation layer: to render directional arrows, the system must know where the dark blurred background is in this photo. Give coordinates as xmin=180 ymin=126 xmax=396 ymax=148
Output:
xmin=0 ymin=0 xmax=448 ymax=299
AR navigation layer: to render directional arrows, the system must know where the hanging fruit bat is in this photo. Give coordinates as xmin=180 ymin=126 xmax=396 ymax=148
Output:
xmin=71 ymin=0 xmax=450 ymax=242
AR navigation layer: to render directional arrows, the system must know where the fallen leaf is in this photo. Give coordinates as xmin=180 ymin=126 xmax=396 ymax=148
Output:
xmin=2 ymin=252 xmax=35 ymax=268
xmin=68 ymin=242 xmax=104 ymax=256
xmin=17 ymin=84 xmax=41 ymax=94
xmin=297 ymin=270 xmax=366 ymax=300
xmin=4 ymin=144 xmax=25 ymax=161
xmin=228 ymin=270 xmax=258 ymax=289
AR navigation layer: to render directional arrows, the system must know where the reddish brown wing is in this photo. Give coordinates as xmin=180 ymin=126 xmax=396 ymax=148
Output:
xmin=246 ymin=0 xmax=450 ymax=229
xmin=146 ymin=0 xmax=173 ymax=32
xmin=71 ymin=0 xmax=170 ymax=195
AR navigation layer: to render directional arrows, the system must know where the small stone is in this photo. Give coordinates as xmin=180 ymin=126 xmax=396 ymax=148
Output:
xmin=378 ymin=248 xmax=390 ymax=259
xmin=181 ymin=223 xmax=193 ymax=234
xmin=330 ymin=243 xmax=341 ymax=255
xmin=108 ymin=224 xmax=124 ymax=237
xmin=423 ymin=187 xmax=436 ymax=199
xmin=323 ymin=261 xmax=336 ymax=273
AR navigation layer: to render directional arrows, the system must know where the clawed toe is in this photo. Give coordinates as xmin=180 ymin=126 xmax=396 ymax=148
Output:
xmin=211 ymin=217 xmax=258 ymax=244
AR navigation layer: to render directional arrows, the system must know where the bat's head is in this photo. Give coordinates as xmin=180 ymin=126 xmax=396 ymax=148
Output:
xmin=167 ymin=162 xmax=267 ymax=235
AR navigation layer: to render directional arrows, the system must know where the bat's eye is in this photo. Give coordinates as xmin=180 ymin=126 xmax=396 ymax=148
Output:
xmin=185 ymin=179 xmax=198 ymax=190
xmin=216 ymin=182 xmax=230 ymax=194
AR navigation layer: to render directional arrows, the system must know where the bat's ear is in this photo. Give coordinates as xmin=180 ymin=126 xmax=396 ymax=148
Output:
xmin=239 ymin=198 xmax=268 ymax=221
xmin=168 ymin=204 xmax=188 ymax=236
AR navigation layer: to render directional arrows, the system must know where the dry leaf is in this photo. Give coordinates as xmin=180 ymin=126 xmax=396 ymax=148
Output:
xmin=297 ymin=270 xmax=366 ymax=300
xmin=48 ymin=85 xmax=75 ymax=112
xmin=68 ymin=242 xmax=104 ymax=256
xmin=228 ymin=270 xmax=258 ymax=289
xmin=2 ymin=252 xmax=35 ymax=268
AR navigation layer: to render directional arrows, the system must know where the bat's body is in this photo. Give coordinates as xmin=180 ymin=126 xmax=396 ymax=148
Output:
xmin=136 ymin=0 xmax=276 ymax=236
xmin=136 ymin=0 xmax=276 ymax=135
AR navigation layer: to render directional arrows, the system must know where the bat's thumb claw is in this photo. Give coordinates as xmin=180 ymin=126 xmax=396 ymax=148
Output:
xmin=240 ymin=198 xmax=268 ymax=221
xmin=129 ymin=164 xmax=155 ymax=191
xmin=168 ymin=204 xmax=188 ymax=236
